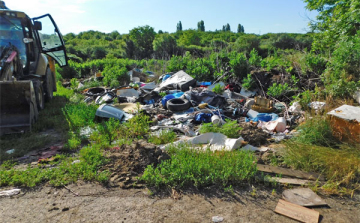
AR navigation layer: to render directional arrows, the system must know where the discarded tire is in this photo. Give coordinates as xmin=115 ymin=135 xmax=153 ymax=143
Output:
xmin=167 ymin=98 xmax=191 ymax=112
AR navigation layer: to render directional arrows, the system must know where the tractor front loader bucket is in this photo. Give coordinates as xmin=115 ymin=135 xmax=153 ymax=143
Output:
xmin=0 ymin=80 xmax=38 ymax=135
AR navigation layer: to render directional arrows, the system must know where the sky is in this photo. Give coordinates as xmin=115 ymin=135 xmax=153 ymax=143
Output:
xmin=5 ymin=0 xmax=318 ymax=35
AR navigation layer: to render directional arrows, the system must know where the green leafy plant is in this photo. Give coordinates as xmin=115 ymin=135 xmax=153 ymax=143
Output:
xmin=249 ymin=48 xmax=262 ymax=66
xmin=97 ymin=118 xmax=121 ymax=145
xmin=199 ymin=119 xmax=242 ymax=138
xmin=148 ymin=130 xmax=177 ymax=145
xmin=70 ymin=78 xmax=79 ymax=89
xmin=242 ymin=74 xmax=254 ymax=90
xmin=212 ymin=84 xmax=224 ymax=94
xmin=267 ymin=83 xmax=289 ymax=98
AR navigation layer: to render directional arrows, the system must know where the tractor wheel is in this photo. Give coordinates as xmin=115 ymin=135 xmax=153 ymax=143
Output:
xmin=44 ymin=68 xmax=54 ymax=102
xmin=33 ymin=80 xmax=45 ymax=110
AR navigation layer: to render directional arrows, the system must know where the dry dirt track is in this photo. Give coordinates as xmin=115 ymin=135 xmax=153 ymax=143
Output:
xmin=1 ymin=183 xmax=360 ymax=223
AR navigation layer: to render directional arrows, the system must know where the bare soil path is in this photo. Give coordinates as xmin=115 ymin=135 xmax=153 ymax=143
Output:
xmin=1 ymin=183 xmax=359 ymax=223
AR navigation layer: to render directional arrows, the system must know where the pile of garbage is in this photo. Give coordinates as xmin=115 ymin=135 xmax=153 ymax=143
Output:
xmin=79 ymin=69 xmax=312 ymax=151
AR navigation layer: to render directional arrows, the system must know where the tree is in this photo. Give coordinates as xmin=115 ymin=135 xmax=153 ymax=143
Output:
xmin=158 ymin=30 xmax=163 ymax=34
xmin=304 ymin=0 xmax=359 ymax=50
xmin=110 ymin=30 xmax=121 ymax=40
xmin=225 ymin=23 xmax=231 ymax=32
xmin=237 ymin=24 xmax=245 ymax=33
xmin=177 ymin=21 xmax=182 ymax=32
xmin=197 ymin=20 xmax=205 ymax=32
xmin=153 ymin=33 xmax=178 ymax=59
xmin=129 ymin=25 xmax=156 ymax=59
xmin=178 ymin=30 xmax=202 ymax=46
xmin=304 ymin=0 xmax=360 ymax=96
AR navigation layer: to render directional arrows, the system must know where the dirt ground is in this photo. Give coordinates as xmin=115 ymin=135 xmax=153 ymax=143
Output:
xmin=1 ymin=183 xmax=359 ymax=223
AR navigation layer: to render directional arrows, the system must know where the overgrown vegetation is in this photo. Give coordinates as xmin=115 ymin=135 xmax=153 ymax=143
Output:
xmin=282 ymin=116 xmax=360 ymax=195
xmin=0 ymin=144 xmax=109 ymax=187
xmin=139 ymin=144 xmax=257 ymax=189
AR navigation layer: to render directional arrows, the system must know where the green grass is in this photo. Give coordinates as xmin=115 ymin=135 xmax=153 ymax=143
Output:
xmin=283 ymin=141 xmax=360 ymax=195
xmin=0 ymin=83 xmax=73 ymax=162
xmin=139 ymin=144 xmax=257 ymax=189
xmin=0 ymin=144 xmax=109 ymax=187
xmin=281 ymin=115 xmax=360 ymax=195
xmin=148 ymin=130 xmax=177 ymax=145
xmin=292 ymin=115 xmax=338 ymax=147
xmin=199 ymin=119 xmax=242 ymax=138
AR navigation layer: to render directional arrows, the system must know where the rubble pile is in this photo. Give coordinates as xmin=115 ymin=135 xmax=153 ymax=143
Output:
xmin=80 ymin=69 xmax=309 ymax=152
xmin=101 ymin=140 xmax=170 ymax=188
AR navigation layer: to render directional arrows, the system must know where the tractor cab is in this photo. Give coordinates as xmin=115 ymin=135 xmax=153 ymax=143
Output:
xmin=0 ymin=9 xmax=67 ymax=78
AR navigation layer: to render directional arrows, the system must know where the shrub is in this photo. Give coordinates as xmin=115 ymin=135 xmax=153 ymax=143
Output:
xmin=229 ymin=52 xmax=248 ymax=79
xmin=267 ymin=83 xmax=290 ymax=98
xmin=242 ymin=74 xmax=254 ymax=90
xmin=305 ymin=53 xmax=327 ymax=75
xmin=97 ymin=118 xmax=121 ymax=145
xmin=249 ymin=48 xmax=262 ymax=67
xmin=212 ymin=83 xmax=224 ymax=94
xmin=102 ymin=65 xmax=130 ymax=87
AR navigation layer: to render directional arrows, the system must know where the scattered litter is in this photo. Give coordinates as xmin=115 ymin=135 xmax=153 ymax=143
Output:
xmin=72 ymin=160 xmax=81 ymax=164
xmin=327 ymin=105 xmax=360 ymax=143
xmin=275 ymin=199 xmax=319 ymax=223
xmin=157 ymin=70 xmax=196 ymax=92
xmin=96 ymin=104 xmax=125 ymax=121
xmin=79 ymin=126 xmax=94 ymax=137
xmin=251 ymin=96 xmax=275 ymax=113
xmin=240 ymin=88 xmax=256 ymax=97
xmin=244 ymin=98 xmax=255 ymax=109
xmin=258 ymin=117 xmax=286 ymax=132
xmin=167 ymin=133 xmax=244 ymax=151
xmin=5 ymin=149 xmax=15 ymax=154
xmin=265 ymin=177 xmax=312 ymax=186
xmin=95 ymin=92 xmax=115 ymax=104
xmin=38 ymin=146 xmax=63 ymax=162
xmin=289 ymin=102 xmax=302 ymax=114
xmin=242 ymin=144 xmax=259 ymax=151
xmin=140 ymin=82 xmax=157 ymax=90
xmin=0 ymin=189 xmax=21 ymax=197
xmin=114 ymin=103 xmax=140 ymax=113
xmin=86 ymin=87 xmax=106 ymax=98
xmin=257 ymin=164 xmax=324 ymax=181
xmin=212 ymin=216 xmax=224 ymax=222
xmin=283 ymin=188 xmax=327 ymax=207
xmin=308 ymin=101 xmax=326 ymax=112
xmin=353 ymin=90 xmax=360 ymax=104
xmin=116 ymin=88 xmax=139 ymax=98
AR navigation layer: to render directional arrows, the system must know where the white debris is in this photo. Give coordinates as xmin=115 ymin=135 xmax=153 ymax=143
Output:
xmin=0 ymin=189 xmax=21 ymax=197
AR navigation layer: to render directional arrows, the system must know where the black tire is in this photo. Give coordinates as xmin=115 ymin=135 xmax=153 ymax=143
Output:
xmin=167 ymin=98 xmax=191 ymax=112
xmin=44 ymin=68 xmax=54 ymax=102
xmin=33 ymin=80 xmax=45 ymax=110
xmin=30 ymin=101 xmax=38 ymax=125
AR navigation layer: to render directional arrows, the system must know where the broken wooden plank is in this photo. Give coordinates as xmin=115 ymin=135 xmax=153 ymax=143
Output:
xmin=283 ymin=188 xmax=327 ymax=207
xmin=275 ymin=199 xmax=319 ymax=223
xmin=257 ymin=164 xmax=325 ymax=181
xmin=265 ymin=177 xmax=313 ymax=186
